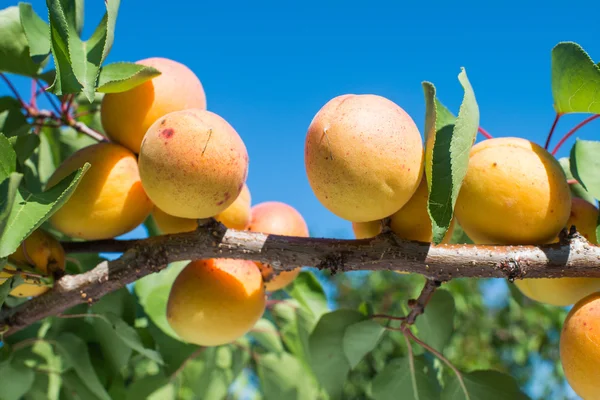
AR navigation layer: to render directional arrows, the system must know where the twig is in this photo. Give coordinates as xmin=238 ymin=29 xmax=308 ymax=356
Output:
xmin=551 ymin=114 xmax=600 ymax=155
xmin=403 ymin=279 xmax=442 ymax=325
xmin=34 ymin=80 xmax=62 ymax=115
xmin=477 ymin=127 xmax=493 ymax=140
xmin=0 ymin=73 xmax=28 ymax=109
xmin=402 ymin=328 xmax=420 ymax=400
xmin=370 ymin=314 xmax=406 ymax=322
xmin=544 ymin=113 xmax=562 ymax=150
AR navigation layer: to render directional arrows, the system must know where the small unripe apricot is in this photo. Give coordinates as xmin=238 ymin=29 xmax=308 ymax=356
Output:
xmin=0 ymin=229 xmax=65 ymax=297
xmin=138 ymin=109 xmax=249 ymax=219
xmin=560 ymin=292 xmax=600 ymax=399
xmin=248 ymin=201 xmax=309 ymax=291
xmin=304 ymin=94 xmax=424 ymax=222
xmin=151 ymin=184 xmax=252 ymax=234
xmin=47 ymin=142 xmax=153 ymax=240
xmin=515 ymin=197 xmax=600 ymax=306
xmin=101 ymin=57 xmax=207 ymax=153
xmin=166 ymin=259 xmax=266 ymax=346
xmin=455 ymin=137 xmax=571 ymax=245
xmin=352 ymin=177 xmax=455 ymax=243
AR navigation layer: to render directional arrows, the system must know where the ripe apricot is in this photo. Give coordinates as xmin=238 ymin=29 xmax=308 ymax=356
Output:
xmin=455 ymin=137 xmax=571 ymax=245
xmin=101 ymin=57 xmax=207 ymax=153
xmin=248 ymin=201 xmax=309 ymax=291
xmin=0 ymin=229 xmax=65 ymax=297
xmin=152 ymin=184 xmax=252 ymax=234
xmin=560 ymin=292 xmax=600 ymax=399
xmin=304 ymin=94 xmax=424 ymax=222
xmin=352 ymin=177 xmax=455 ymax=243
xmin=138 ymin=109 xmax=249 ymax=219
xmin=166 ymin=259 xmax=266 ymax=346
xmin=47 ymin=142 xmax=153 ymax=240
xmin=514 ymin=197 xmax=600 ymax=306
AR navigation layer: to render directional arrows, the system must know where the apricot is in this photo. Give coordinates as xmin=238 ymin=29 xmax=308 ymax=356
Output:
xmin=248 ymin=201 xmax=309 ymax=291
xmin=151 ymin=184 xmax=252 ymax=234
xmin=46 ymin=142 xmax=153 ymax=240
xmin=0 ymin=229 xmax=65 ymax=297
xmin=455 ymin=137 xmax=571 ymax=245
xmin=138 ymin=109 xmax=249 ymax=219
xmin=514 ymin=197 xmax=600 ymax=306
xmin=166 ymin=259 xmax=266 ymax=346
xmin=304 ymin=94 xmax=424 ymax=222
xmin=560 ymin=292 xmax=600 ymax=399
xmin=101 ymin=57 xmax=207 ymax=153
xmin=352 ymin=177 xmax=455 ymax=243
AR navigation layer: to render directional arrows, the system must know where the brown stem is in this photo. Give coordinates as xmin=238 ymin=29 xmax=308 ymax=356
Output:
xmin=544 ymin=113 xmax=562 ymax=150
xmin=403 ymin=279 xmax=441 ymax=325
xmin=0 ymin=73 xmax=28 ymax=109
xmin=1 ymin=223 xmax=599 ymax=337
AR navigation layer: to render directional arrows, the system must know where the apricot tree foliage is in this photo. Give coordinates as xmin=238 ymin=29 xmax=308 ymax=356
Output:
xmin=0 ymin=0 xmax=599 ymax=399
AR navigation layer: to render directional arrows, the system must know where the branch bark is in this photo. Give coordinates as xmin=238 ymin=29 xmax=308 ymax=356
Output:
xmin=2 ymin=221 xmax=600 ymax=336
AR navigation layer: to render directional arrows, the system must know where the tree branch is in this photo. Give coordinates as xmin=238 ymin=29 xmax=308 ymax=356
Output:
xmin=2 ymin=221 xmax=600 ymax=337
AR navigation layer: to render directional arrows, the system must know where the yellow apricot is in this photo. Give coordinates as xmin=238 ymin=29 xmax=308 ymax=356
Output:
xmin=0 ymin=229 xmax=65 ymax=297
xmin=101 ymin=57 xmax=207 ymax=153
xmin=138 ymin=109 xmax=249 ymax=219
xmin=304 ymin=94 xmax=424 ymax=222
xmin=166 ymin=259 xmax=266 ymax=346
xmin=47 ymin=142 xmax=153 ymax=240
xmin=455 ymin=137 xmax=571 ymax=245
xmin=514 ymin=197 xmax=600 ymax=306
xmin=352 ymin=177 xmax=455 ymax=244
xmin=560 ymin=292 xmax=600 ymax=399
xmin=151 ymin=184 xmax=252 ymax=234
xmin=248 ymin=201 xmax=309 ymax=291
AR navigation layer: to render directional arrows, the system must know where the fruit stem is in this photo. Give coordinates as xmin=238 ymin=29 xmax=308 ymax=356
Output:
xmin=551 ymin=114 xmax=600 ymax=156
xmin=477 ymin=126 xmax=493 ymax=140
xmin=544 ymin=113 xmax=562 ymax=150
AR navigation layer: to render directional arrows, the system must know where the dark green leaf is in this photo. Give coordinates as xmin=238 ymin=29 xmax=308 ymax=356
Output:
xmin=257 ymin=352 xmax=319 ymax=400
xmin=97 ymin=62 xmax=160 ymax=93
xmin=249 ymin=318 xmax=284 ymax=353
xmin=423 ymin=68 xmax=480 ymax=244
xmin=287 ymin=270 xmax=329 ymax=320
xmin=9 ymin=133 xmax=40 ymax=165
xmin=0 ymin=276 xmax=24 ymax=307
xmin=18 ymin=3 xmax=51 ymax=64
xmin=61 ymin=370 xmax=104 ymax=400
xmin=0 ymin=163 xmax=89 ymax=257
xmin=559 ymin=156 xmax=596 ymax=205
xmin=0 ymin=6 xmax=44 ymax=76
xmin=0 ymin=356 xmax=36 ymax=400
xmin=0 ymin=132 xmax=17 ymax=180
xmin=126 ymin=373 xmax=173 ymax=400
xmin=309 ymin=309 xmax=365 ymax=399
xmin=105 ymin=313 xmax=164 ymax=364
xmin=551 ymin=42 xmax=600 ymax=114
xmin=0 ymin=173 xmax=23 ymax=237
xmin=570 ymin=139 xmax=600 ymax=200
xmin=414 ymin=289 xmax=455 ymax=351
xmin=88 ymin=314 xmax=133 ymax=373
xmin=55 ymin=333 xmax=111 ymax=400
xmin=371 ymin=356 xmax=440 ymax=400
xmin=146 ymin=319 xmax=199 ymax=376
xmin=271 ymin=300 xmax=314 ymax=369
xmin=342 ymin=319 xmax=385 ymax=369
xmin=0 ymin=97 xmax=28 ymax=137
xmin=441 ymin=370 xmax=530 ymax=400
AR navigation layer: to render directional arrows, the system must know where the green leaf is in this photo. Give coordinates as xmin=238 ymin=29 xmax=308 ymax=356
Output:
xmin=0 ymin=97 xmax=28 ymax=137
xmin=0 ymin=163 xmax=89 ymax=257
xmin=551 ymin=42 xmax=600 ymax=114
xmin=570 ymin=139 xmax=600 ymax=200
xmin=0 ymin=276 xmax=24 ymax=307
xmin=286 ymin=270 xmax=329 ymax=320
xmin=31 ymin=340 xmax=62 ymax=400
xmin=559 ymin=156 xmax=596 ymax=205
xmin=0 ymin=173 xmax=23 ymax=237
xmin=342 ymin=319 xmax=385 ymax=369
xmin=0 ymin=132 xmax=17 ymax=180
xmin=126 ymin=373 xmax=173 ymax=400
xmin=441 ymin=370 xmax=530 ymax=400
xmin=257 ymin=352 xmax=319 ymax=400
xmin=309 ymin=309 xmax=365 ymax=399
xmin=61 ymin=370 xmax=104 ymax=400
xmin=371 ymin=356 xmax=440 ymax=400
xmin=0 ymin=6 xmax=45 ymax=76
xmin=18 ymin=2 xmax=51 ymax=64
xmin=0 ymin=356 xmax=36 ymax=400
xmin=249 ymin=318 xmax=284 ymax=353
xmin=414 ymin=289 xmax=456 ymax=351
xmin=105 ymin=313 xmax=164 ymax=365
xmin=55 ymin=333 xmax=112 ymax=400
xmin=146 ymin=319 xmax=198 ymax=376
xmin=271 ymin=300 xmax=314 ymax=369
xmin=423 ymin=68 xmax=480 ymax=244
xmin=9 ymin=133 xmax=40 ymax=165
xmin=96 ymin=62 xmax=160 ymax=93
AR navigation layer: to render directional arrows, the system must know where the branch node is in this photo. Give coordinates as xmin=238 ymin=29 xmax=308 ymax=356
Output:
xmin=499 ymin=258 xmax=523 ymax=282
xmin=316 ymin=252 xmax=349 ymax=275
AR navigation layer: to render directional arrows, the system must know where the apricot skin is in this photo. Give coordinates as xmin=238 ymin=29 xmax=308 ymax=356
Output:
xmin=248 ymin=202 xmax=309 ymax=291
xmin=560 ymin=292 xmax=600 ymax=399
xmin=352 ymin=177 xmax=455 ymax=243
xmin=46 ymin=142 xmax=153 ymax=240
xmin=151 ymin=184 xmax=252 ymax=234
xmin=304 ymin=94 xmax=424 ymax=223
xmin=455 ymin=137 xmax=571 ymax=245
xmin=101 ymin=57 xmax=207 ymax=153
xmin=138 ymin=109 xmax=249 ymax=219
xmin=166 ymin=259 xmax=266 ymax=346
xmin=515 ymin=197 xmax=600 ymax=306
xmin=0 ymin=229 xmax=65 ymax=297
